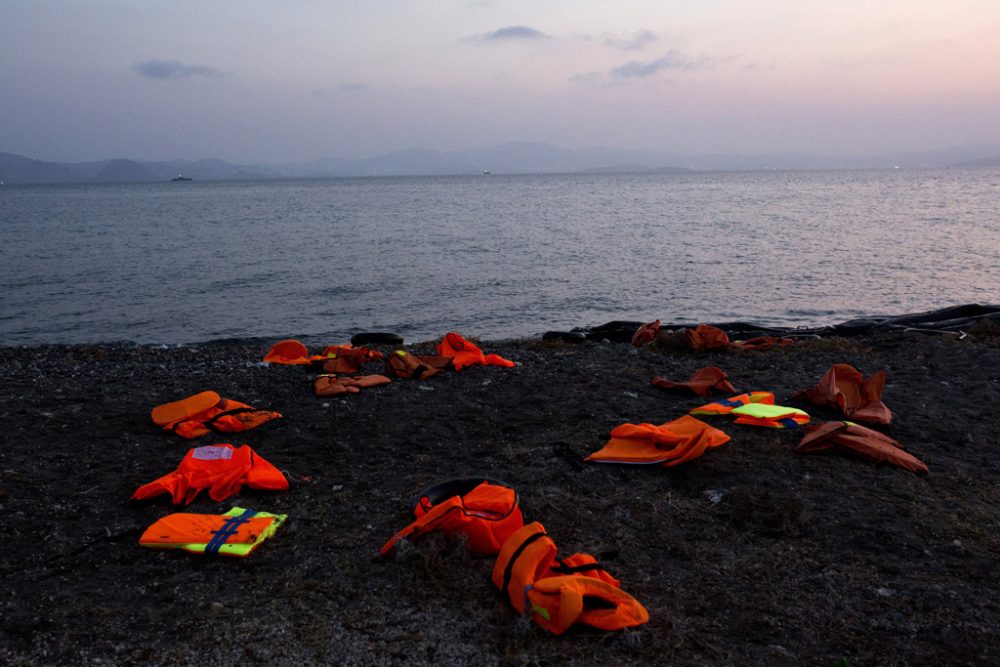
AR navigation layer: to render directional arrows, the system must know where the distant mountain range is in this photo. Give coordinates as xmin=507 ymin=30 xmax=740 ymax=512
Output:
xmin=2 ymin=141 xmax=999 ymax=184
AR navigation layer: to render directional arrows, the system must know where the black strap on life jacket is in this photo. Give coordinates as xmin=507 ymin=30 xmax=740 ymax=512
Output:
xmin=500 ymin=527 xmax=549 ymax=596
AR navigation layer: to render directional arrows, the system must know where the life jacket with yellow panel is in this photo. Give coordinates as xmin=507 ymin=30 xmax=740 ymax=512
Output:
xmin=690 ymin=391 xmax=775 ymax=416
xmin=730 ymin=402 xmax=810 ymax=429
xmin=139 ymin=507 xmax=287 ymax=557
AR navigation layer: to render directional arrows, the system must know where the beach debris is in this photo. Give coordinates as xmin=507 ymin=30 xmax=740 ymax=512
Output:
xmin=317 ymin=344 xmax=384 ymax=374
xmin=731 ymin=402 xmax=810 ymax=429
xmin=132 ymin=444 xmax=289 ymax=505
xmin=651 ymin=366 xmax=736 ymax=397
xmin=796 ymin=421 xmax=928 ymax=474
xmin=139 ymin=507 xmax=286 ymax=557
xmin=685 ymin=323 xmax=731 ymax=351
xmin=384 ymin=349 xmax=452 ymax=379
xmin=585 ymin=415 xmax=731 ymax=466
xmin=150 ymin=390 xmax=281 ymax=439
xmin=313 ymin=373 xmax=391 ymax=396
xmin=704 ymin=489 xmax=726 ymax=504
xmin=350 ymin=332 xmax=404 ymax=346
xmin=263 ymin=339 xmax=312 ymax=365
xmin=436 ymin=332 xmax=516 ymax=370
xmin=380 ymin=479 xmax=523 ymax=557
xmin=492 ymin=521 xmax=649 ymax=635
xmin=690 ymin=391 xmax=775 ymax=416
xmin=631 ymin=320 xmax=660 ymax=347
xmin=731 ymin=336 xmax=795 ymax=351
xmin=794 ymin=363 xmax=893 ymax=424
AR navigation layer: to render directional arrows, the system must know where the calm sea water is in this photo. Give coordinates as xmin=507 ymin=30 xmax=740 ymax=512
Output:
xmin=2 ymin=170 xmax=999 ymax=345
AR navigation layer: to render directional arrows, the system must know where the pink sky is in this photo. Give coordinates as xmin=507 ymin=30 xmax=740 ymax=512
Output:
xmin=3 ymin=0 xmax=999 ymax=162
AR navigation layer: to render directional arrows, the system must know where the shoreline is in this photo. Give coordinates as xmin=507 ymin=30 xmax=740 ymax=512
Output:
xmin=2 ymin=331 xmax=1000 ymax=665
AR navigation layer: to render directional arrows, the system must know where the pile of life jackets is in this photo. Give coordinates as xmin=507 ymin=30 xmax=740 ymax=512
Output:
xmin=629 ymin=356 xmax=927 ymax=472
xmin=632 ymin=320 xmax=794 ymax=352
xmin=134 ymin=389 xmax=292 ymax=557
xmin=260 ymin=332 xmax=516 ymax=397
xmin=380 ymin=479 xmax=649 ymax=635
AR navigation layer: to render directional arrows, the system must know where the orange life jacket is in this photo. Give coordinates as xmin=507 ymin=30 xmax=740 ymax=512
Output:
xmin=650 ymin=366 xmax=736 ymax=397
xmin=686 ymin=324 xmax=730 ymax=350
xmin=150 ymin=390 xmax=281 ymax=439
xmin=318 ymin=345 xmax=383 ymax=374
xmin=794 ymin=363 xmax=892 ymax=424
xmin=313 ymin=373 xmax=392 ymax=396
xmin=631 ymin=320 xmax=660 ymax=347
xmin=132 ymin=444 xmax=289 ymax=505
xmin=730 ymin=402 xmax=810 ymax=429
xmin=492 ymin=522 xmax=649 ymax=635
xmin=384 ymin=350 xmax=453 ymax=379
xmin=585 ymin=415 xmax=731 ymax=466
xmin=380 ymin=479 xmax=523 ymax=557
xmin=436 ymin=333 xmax=515 ymax=371
xmin=797 ymin=421 xmax=928 ymax=474
xmin=139 ymin=507 xmax=286 ymax=558
xmin=263 ymin=339 xmax=313 ymax=365
xmin=690 ymin=391 xmax=775 ymax=415
xmin=731 ymin=336 xmax=794 ymax=351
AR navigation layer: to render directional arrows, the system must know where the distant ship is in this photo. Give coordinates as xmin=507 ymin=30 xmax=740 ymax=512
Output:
xmin=170 ymin=175 xmax=192 ymax=181
xmin=482 ymin=170 xmax=491 ymax=175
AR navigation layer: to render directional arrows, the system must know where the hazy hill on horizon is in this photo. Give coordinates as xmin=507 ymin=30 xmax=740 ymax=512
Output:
xmin=2 ymin=141 xmax=1000 ymax=184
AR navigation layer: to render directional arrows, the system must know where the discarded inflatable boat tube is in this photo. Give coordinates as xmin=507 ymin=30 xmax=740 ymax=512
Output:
xmin=351 ymin=332 xmax=404 ymax=346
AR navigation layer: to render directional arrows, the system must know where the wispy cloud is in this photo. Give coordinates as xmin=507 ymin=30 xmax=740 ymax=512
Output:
xmin=604 ymin=30 xmax=658 ymax=51
xmin=133 ymin=59 xmax=225 ymax=80
xmin=610 ymin=51 xmax=705 ymax=79
xmin=475 ymin=25 xmax=550 ymax=41
xmin=570 ymin=50 xmax=721 ymax=86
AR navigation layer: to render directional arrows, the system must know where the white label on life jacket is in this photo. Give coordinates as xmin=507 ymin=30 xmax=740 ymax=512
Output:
xmin=192 ymin=445 xmax=234 ymax=461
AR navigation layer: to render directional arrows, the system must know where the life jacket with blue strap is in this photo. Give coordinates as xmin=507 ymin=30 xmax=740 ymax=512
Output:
xmin=139 ymin=507 xmax=287 ymax=557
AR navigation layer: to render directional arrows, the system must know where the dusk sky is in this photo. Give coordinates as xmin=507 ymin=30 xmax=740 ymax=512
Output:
xmin=4 ymin=0 xmax=1000 ymax=163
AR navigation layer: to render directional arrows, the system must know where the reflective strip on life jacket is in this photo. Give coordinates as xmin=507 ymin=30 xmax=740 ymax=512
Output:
xmin=139 ymin=507 xmax=287 ymax=558
xmin=492 ymin=522 xmax=649 ymax=635
xmin=731 ymin=402 xmax=810 ymax=429
xmin=380 ymin=480 xmax=523 ymax=557
xmin=690 ymin=391 xmax=775 ymax=416
xmin=132 ymin=444 xmax=289 ymax=505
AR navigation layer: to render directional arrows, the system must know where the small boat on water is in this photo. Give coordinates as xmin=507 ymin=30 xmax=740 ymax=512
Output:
xmin=171 ymin=175 xmax=192 ymax=182
xmin=482 ymin=170 xmax=491 ymax=175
